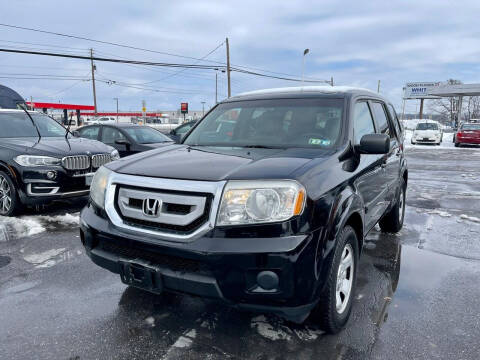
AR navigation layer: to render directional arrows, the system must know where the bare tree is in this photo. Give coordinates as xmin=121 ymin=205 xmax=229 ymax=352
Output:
xmin=428 ymin=79 xmax=463 ymax=125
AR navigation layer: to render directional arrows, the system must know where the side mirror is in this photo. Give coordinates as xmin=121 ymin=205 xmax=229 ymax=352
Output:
xmin=170 ymin=129 xmax=176 ymax=135
xmin=115 ymin=138 xmax=131 ymax=146
xmin=72 ymin=130 xmax=80 ymax=137
xmin=358 ymin=134 xmax=390 ymax=154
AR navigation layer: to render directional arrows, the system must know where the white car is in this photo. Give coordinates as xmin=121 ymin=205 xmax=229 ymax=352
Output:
xmin=411 ymin=121 xmax=442 ymax=145
xmin=85 ymin=116 xmax=116 ymax=125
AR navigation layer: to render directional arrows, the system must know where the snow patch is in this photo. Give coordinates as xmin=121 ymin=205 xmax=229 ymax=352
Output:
xmin=427 ymin=209 xmax=452 ymax=218
xmin=0 ymin=212 xmax=79 ymax=239
xmin=172 ymin=329 xmax=196 ymax=349
xmin=24 ymin=248 xmax=66 ymax=265
xmin=460 ymin=214 xmax=480 ymax=223
xmin=144 ymin=316 xmax=155 ymax=326
xmin=250 ymin=315 xmax=292 ymax=341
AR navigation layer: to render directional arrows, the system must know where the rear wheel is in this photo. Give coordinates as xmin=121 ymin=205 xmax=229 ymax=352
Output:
xmin=0 ymin=171 xmax=22 ymax=216
xmin=455 ymin=142 xmax=460 ymax=147
xmin=311 ymin=225 xmax=358 ymax=334
xmin=379 ymin=181 xmax=406 ymax=233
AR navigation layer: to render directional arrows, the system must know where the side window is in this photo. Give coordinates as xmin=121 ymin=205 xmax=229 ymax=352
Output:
xmin=353 ymin=102 xmax=376 ymax=144
xmin=370 ymin=102 xmax=391 ymax=137
xmin=78 ymin=126 xmax=99 ymax=140
xmin=101 ymin=127 xmax=125 ymax=144
xmin=388 ymin=104 xmax=403 ymax=137
xmin=176 ymin=123 xmax=193 ymax=135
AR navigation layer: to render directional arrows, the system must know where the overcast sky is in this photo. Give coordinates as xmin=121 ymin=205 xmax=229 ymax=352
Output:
xmin=1 ymin=0 xmax=480 ymax=113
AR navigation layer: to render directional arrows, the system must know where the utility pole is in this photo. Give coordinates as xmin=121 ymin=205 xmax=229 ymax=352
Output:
xmin=401 ymin=87 xmax=406 ymax=121
xmin=226 ymin=37 xmax=231 ymax=98
xmin=113 ymin=98 xmax=119 ymax=123
xmin=419 ymin=98 xmax=424 ymax=120
xmin=90 ymin=49 xmax=97 ymax=114
xmin=215 ymin=72 xmax=218 ymax=104
xmin=330 ymin=77 xmax=334 ymax=86
xmin=377 ymin=80 xmax=381 ymax=93
xmin=201 ymin=101 xmax=206 ymax=116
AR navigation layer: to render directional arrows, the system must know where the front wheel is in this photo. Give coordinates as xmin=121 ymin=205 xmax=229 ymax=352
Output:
xmin=379 ymin=181 xmax=406 ymax=233
xmin=310 ymin=225 xmax=359 ymax=334
xmin=0 ymin=171 xmax=22 ymax=216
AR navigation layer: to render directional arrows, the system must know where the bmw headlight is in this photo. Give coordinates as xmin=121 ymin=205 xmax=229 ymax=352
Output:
xmin=110 ymin=149 xmax=120 ymax=161
xmin=90 ymin=166 xmax=112 ymax=209
xmin=13 ymin=155 xmax=61 ymax=167
xmin=216 ymin=180 xmax=306 ymax=226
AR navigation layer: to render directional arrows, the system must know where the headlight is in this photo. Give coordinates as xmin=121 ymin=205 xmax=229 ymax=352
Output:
xmin=216 ymin=180 xmax=306 ymax=226
xmin=13 ymin=155 xmax=61 ymax=167
xmin=110 ymin=149 xmax=120 ymax=161
xmin=90 ymin=166 xmax=112 ymax=209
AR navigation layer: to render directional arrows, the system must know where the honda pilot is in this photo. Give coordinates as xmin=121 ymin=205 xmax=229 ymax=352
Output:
xmin=80 ymin=86 xmax=408 ymax=333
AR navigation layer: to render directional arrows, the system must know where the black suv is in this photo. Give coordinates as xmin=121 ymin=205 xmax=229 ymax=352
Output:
xmin=80 ymin=87 xmax=407 ymax=333
xmin=0 ymin=109 xmax=119 ymax=216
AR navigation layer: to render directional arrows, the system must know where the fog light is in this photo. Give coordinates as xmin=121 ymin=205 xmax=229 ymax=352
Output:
xmin=46 ymin=171 xmax=57 ymax=180
xmin=256 ymin=271 xmax=279 ymax=291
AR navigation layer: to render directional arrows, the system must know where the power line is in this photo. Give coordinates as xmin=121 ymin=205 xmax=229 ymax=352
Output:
xmin=0 ymin=23 xmax=328 ymax=81
xmin=0 ymin=47 xmax=329 ymax=83
xmin=0 ymin=23 xmax=225 ymax=64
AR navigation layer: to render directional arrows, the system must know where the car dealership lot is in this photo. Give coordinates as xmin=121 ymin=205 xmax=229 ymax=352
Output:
xmin=1 ymin=146 xmax=479 ymax=360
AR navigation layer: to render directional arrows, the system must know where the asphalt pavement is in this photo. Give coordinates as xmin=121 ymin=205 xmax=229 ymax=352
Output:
xmin=1 ymin=144 xmax=480 ymax=360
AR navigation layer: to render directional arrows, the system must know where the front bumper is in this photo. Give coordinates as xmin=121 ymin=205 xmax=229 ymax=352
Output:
xmin=456 ymin=136 xmax=480 ymax=144
xmin=80 ymin=204 xmax=323 ymax=323
xmin=15 ymin=165 xmax=92 ymax=205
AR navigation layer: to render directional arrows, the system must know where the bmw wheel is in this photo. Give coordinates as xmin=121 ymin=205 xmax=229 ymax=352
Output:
xmin=0 ymin=171 xmax=21 ymax=216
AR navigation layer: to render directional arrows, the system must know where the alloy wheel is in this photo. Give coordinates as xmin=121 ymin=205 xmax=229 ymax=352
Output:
xmin=336 ymin=243 xmax=354 ymax=314
xmin=398 ymin=187 xmax=405 ymax=224
xmin=0 ymin=175 xmax=12 ymax=215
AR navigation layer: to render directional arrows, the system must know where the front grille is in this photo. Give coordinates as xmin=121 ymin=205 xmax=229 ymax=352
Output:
xmin=62 ymin=155 xmax=91 ymax=170
xmin=99 ymin=240 xmax=211 ymax=273
xmin=92 ymin=154 xmax=111 ymax=168
xmin=116 ymin=186 xmax=212 ymax=235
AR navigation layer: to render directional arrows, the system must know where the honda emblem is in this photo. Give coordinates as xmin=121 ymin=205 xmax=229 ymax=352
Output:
xmin=142 ymin=198 xmax=161 ymax=217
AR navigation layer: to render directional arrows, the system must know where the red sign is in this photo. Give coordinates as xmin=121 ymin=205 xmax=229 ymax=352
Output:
xmin=181 ymin=102 xmax=188 ymax=114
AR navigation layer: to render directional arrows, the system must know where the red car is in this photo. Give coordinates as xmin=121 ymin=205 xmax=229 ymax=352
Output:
xmin=455 ymin=123 xmax=480 ymax=147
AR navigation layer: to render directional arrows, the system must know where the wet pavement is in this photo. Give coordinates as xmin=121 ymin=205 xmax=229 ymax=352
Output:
xmin=1 ymin=146 xmax=480 ymax=360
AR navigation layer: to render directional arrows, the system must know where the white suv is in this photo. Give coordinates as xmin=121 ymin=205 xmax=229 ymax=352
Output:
xmin=411 ymin=121 xmax=442 ymax=145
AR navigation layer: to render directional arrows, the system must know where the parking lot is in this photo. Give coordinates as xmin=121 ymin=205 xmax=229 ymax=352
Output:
xmin=1 ymin=144 xmax=479 ymax=360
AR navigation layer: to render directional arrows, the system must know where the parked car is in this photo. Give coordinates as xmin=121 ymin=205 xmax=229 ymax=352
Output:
xmin=454 ymin=122 xmax=480 ymax=147
xmin=75 ymin=124 xmax=174 ymax=157
xmin=80 ymin=86 xmax=407 ymax=333
xmin=0 ymin=109 xmax=119 ymax=216
xmin=86 ymin=116 xmax=116 ymax=125
xmin=411 ymin=121 xmax=442 ymax=145
xmin=167 ymin=120 xmax=197 ymax=142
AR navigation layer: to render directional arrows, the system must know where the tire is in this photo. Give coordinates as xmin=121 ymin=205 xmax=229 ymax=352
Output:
xmin=379 ymin=181 xmax=406 ymax=233
xmin=455 ymin=142 xmax=460 ymax=147
xmin=0 ymin=171 xmax=22 ymax=216
xmin=411 ymin=140 xmax=416 ymax=145
xmin=310 ymin=225 xmax=359 ymax=334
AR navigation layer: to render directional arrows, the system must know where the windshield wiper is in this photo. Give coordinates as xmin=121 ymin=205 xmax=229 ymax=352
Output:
xmin=19 ymin=104 xmax=41 ymax=141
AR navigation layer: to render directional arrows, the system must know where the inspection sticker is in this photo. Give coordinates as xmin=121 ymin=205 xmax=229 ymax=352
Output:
xmin=308 ymin=138 xmax=330 ymax=146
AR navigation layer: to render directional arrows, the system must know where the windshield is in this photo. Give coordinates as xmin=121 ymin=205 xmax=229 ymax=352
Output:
xmin=416 ymin=123 xmax=438 ymax=130
xmin=0 ymin=112 xmax=67 ymax=138
xmin=124 ymin=126 xmax=172 ymax=144
xmin=461 ymin=123 xmax=480 ymax=130
xmin=183 ymin=98 xmax=344 ymax=148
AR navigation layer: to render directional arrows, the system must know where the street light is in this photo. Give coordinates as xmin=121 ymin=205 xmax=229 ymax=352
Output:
xmin=302 ymin=48 xmax=310 ymax=85
xmin=113 ymin=97 xmax=119 ymax=123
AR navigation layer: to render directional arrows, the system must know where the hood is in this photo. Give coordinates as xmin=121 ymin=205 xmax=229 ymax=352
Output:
xmin=0 ymin=136 xmax=114 ymax=156
xmin=107 ymin=145 xmax=323 ymax=181
xmin=141 ymin=141 xmax=175 ymax=149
